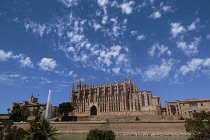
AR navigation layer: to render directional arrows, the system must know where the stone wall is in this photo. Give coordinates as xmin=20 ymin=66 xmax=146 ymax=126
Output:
xmin=14 ymin=120 xmax=187 ymax=135
xmin=78 ymin=115 xmax=182 ymax=121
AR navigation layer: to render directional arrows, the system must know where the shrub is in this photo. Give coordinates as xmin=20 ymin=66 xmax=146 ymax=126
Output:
xmin=0 ymin=120 xmax=27 ymax=140
xmin=86 ymin=129 xmax=115 ymax=140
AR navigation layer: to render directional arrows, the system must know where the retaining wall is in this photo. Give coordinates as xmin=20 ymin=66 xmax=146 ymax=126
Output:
xmin=14 ymin=120 xmax=187 ymax=135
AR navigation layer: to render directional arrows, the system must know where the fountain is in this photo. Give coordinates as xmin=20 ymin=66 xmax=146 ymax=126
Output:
xmin=45 ymin=90 xmax=52 ymax=120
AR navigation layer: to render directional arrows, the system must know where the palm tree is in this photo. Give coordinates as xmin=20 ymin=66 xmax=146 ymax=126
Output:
xmin=7 ymin=108 xmax=11 ymax=114
xmin=26 ymin=119 xmax=58 ymax=140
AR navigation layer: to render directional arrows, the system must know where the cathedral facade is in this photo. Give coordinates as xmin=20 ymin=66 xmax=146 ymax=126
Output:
xmin=70 ymin=78 xmax=161 ymax=116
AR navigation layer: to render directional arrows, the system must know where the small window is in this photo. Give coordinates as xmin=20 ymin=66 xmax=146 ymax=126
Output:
xmin=193 ymin=110 xmax=197 ymax=113
xmin=189 ymin=102 xmax=197 ymax=106
xmin=185 ymin=112 xmax=186 ymax=114
xmin=183 ymin=104 xmax=185 ymax=106
xmin=201 ymin=103 xmax=203 ymax=106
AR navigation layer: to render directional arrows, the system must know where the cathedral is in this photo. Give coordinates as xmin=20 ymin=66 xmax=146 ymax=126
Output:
xmin=70 ymin=78 xmax=161 ymax=116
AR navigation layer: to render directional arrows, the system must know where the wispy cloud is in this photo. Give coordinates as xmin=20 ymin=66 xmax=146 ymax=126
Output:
xmin=187 ymin=18 xmax=199 ymax=31
xmin=180 ymin=58 xmax=210 ymax=75
xmin=170 ymin=22 xmax=185 ymax=38
xmin=0 ymin=50 xmax=34 ymax=68
xmin=120 ymin=1 xmax=135 ymax=14
xmin=0 ymin=73 xmax=28 ymax=85
xmin=176 ymin=37 xmax=201 ymax=56
xmin=0 ymin=50 xmax=13 ymax=61
xmin=57 ymin=0 xmax=80 ymax=8
xmin=137 ymin=35 xmax=145 ymax=40
xmin=149 ymin=11 xmax=161 ymax=19
xmin=148 ymin=43 xmax=171 ymax=57
xmin=142 ymin=59 xmax=174 ymax=81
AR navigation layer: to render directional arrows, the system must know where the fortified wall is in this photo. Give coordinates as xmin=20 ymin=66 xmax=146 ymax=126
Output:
xmin=14 ymin=120 xmax=188 ymax=135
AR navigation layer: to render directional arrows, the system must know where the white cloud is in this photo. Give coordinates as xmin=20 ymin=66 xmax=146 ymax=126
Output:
xmin=203 ymin=58 xmax=210 ymax=67
xmin=177 ymin=37 xmax=201 ymax=56
xmin=38 ymin=58 xmax=58 ymax=71
xmin=98 ymin=0 xmax=109 ymax=6
xmin=57 ymin=0 xmax=80 ymax=7
xmin=130 ymin=31 xmax=138 ymax=36
xmin=0 ymin=73 xmax=28 ymax=85
xmin=25 ymin=21 xmax=47 ymax=37
xmin=68 ymin=47 xmax=75 ymax=52
xmin=93 ymin=23 xmax=102 ymax=31
xmin=68 ymin=70 xmax=77 ymax=77
xmin=162 ymin=6 xmax=172 ymax=12
xmin=180 ymin=58 xmax=203 ymax=75
xmin=39 ymin=77 xmax=51 ymax=85
xmin=149 ymin=11 xmax=161 ymax=19
xmin=0 ymin=50 xmax=34 ymax=68
xmin=148 ymin=43 xmax=170 ymax=57
xmin=206 ymin=34 xmax=210 ymax=40
xmin=0 ymin=50 xmax=13 ymax=61
xmin=188 ymin=18 xmax=199 ymax=31
xmin=170 ymin=22 xmax=185 ymax=38
xmin=121 ymin=1 xmax=135 ymax=14
xmin=102 ymin=15 xmax=108 ymax=24
xmin=137 ymin=35 xmax=145 ymax=40
xmin=142 ymin=59 xmax=173 ymax=81
xmin=19 ymin=57 xmax=34 ymax=68
xmin=112 ymin=67 xmax=120 ymax=74
xmin=179 ymin=58 xmax=210 ymax=76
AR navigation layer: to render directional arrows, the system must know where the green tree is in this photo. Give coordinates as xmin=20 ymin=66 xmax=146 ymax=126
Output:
xmin=185 ymin=111 xmax=210 ymax=140
xmin=0 ymin=120 xmax=27 ymax=140
xmin=58 ymin=102 xmax=76 ymax=121
xmin=32 ymin=105 xmax=42 ymax=122
xmin=26 ymin=119 xmax=58 ymax=140
xmin=86 ymin=129 xmax=115 ymax=140
xmin=9 ymin=105 xmax=30 ymax=122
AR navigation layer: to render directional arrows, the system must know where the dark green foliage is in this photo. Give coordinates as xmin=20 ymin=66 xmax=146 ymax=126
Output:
xmin=58 ymin=102 xmax=76 ymax=121
xmin=32 ymin=105 xmax=42 ymax=122
xmin=0 ymin=120 xmax=27 ymax=140
xmin=185 ymin=111 xmax=210 ymax=140
xmin=86 ymin=129 xmax=115 ymax=140
xmin=9 ymin=105 xmax=30 ymax=122
xmin=26 ymin=119 xmax=58 ymax=140
xmin=58 ymin=102 xmax=76 ymax=113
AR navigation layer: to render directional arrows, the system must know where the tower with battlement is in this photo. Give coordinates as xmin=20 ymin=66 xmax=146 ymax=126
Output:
xmin=70 ymin=78 xmax=161 ymax=116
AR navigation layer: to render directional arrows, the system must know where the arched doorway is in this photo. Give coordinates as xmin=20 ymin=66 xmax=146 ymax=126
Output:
xmin=90 ymin=105 xmax=97 ymax=115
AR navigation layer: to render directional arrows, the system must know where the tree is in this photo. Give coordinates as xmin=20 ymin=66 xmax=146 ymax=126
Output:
xmin=58 ymin=102 xmax=76 ymax=121
xmin=32 ymin=105 xmax=42 ymax=122
xmin=26 ymin=119 xmax=58 ymax=140
xmin=9 ymin=105 xmax=30 ymax=122
xmin=86 ymin=129 xmax=115 ymax=140
xmin=7 ymin=108 xmax=11 ymax=114
xmin=185 ymin=111 xmax=210 ymax=140
xmin=0 ymin=120 xmax=27 ymax=140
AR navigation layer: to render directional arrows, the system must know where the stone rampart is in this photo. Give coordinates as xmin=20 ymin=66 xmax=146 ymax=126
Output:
xmin=78 ymin=115 xmax=181 ymax=121
xmin=14 ymin=120 xmax=187 ymax=135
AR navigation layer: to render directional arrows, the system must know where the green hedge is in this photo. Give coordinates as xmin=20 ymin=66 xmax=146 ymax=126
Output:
xmin=86 ymin=129 xmax=115 ymax=140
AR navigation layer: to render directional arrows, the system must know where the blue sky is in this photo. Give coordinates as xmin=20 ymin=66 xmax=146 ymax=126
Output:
xmin=0 ymin=0 xmax=210 ymax=114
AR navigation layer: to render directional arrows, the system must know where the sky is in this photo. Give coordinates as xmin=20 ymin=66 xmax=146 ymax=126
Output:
xmin=0 ymin=0 xmax=210 ymax=114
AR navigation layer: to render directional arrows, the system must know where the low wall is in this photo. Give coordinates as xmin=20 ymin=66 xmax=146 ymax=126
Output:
xmin=14 ymin=120 xmax=187 ymax=135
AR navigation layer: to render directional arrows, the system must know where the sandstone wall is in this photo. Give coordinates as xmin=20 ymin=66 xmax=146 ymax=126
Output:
xmin=14 ymin=120 xmax=187 ymax=134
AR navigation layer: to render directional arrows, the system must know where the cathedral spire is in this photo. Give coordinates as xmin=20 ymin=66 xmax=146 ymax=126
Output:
xmin=77 ymin=77 xmax=81 ymax=85
xmin=77 ymin=77 xmax=81 ymax=90
xmin=71 ymin=83 xmax=74 ymax=91
xmin=85 ymin=81 xmax=88 ymax=87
